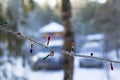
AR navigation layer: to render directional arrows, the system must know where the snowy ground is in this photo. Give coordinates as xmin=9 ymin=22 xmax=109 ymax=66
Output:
xmin=0 ymin=53 xmax=120 ymax=80
xmin=25 ymin=57 xmax=120 ymax=80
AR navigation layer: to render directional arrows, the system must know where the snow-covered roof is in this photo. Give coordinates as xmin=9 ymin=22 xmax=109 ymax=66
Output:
xmin=86 ymin=34 xmax=104 ymax=41
xmin=44 ymin=39 xmax=64 ymax=46
xmin=39 ymin=22 xmax=64 ymax=33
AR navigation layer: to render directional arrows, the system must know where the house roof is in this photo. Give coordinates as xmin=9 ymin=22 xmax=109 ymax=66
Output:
xmin=39 ymin=22 xmax=64 ymax=33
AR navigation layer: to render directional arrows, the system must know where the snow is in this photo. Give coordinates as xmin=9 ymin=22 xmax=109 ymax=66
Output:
xmin=44 ymin=39 xmax=64 ymax=46
xmin=25 ymin=63 xmax=120 ymax=80
xmin=86 ymin=34 xmax=104 ymax=41
xmin=24 ymin=52 xmax=120 ymax=80
xmin=26 ymin=68 xmax=106 ymax=80
xmin=1 ymin=53 xmax=120 ymax=80
xmin=74 ymin=68 xmax=106 ymax=80
xmin=12 ymin=58 xmax=25 ymax=77
xmin=39 ymin=22 xmax=64 ymax=33
xmin=82 ymin=41 xmax=100 ymax=48
xmin=26 ymin=69 xmax=64 ymax=80
xmin=110 ymin=69 xmax=120 ymax=80
xmin=90 ymin=0 xmax=107 ymax=4
xmin=0 ymin=37 xmax=120 ymax=80
xmin=107 ymin=50 xmax=118 ymax=60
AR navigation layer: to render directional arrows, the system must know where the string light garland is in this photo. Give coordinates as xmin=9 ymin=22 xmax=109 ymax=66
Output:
xmin=17 ymin=32 xmax=22 ymax=35
xmin=90 ymin=53 xmax=93 ymax=56
xmin=30 ymin=41 xmax=34 ymax=54
xmin=30 ymin=48 xmax=33 ymax=54
xmin=43 ymin=35 xmax=52 ymax=60
xmin=43 ymin=54 xmax=50 ymax=60
xmin=31 ymin=41 xmax=34 ymax=48
xmin=0 ymin=22 xmax=120 ymax=66
xmin=47 ymin=35 xmax=51 ymax=46
xmin=110 ymin=62 xmax=114 ymax=70
xmin=0 ymin=21 xmax=8 ymax=25
xmin=71 ymin=41 xmax=75 ymax=53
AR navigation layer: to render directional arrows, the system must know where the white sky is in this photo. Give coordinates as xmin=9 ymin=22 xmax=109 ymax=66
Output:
xmin=90 ymin=0 xmax=107 ymax=4
xmin=33 ymin=0 xmax=107 ymax=7
xmin=33 ymin=0 xmax=57 ymax=8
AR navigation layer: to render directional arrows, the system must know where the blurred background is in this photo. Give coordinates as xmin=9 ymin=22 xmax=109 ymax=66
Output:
xmin=0 ymin=0 xmax=120 ymax=80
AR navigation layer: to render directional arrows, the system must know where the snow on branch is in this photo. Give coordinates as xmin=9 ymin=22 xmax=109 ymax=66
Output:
xmin=0 ymin=23 xmax=120 ymax=64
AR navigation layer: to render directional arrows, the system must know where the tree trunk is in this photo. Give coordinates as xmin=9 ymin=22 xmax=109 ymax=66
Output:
xmin=62 ymin=0 xmax=74 ymax=80
xmin=114 ymin=38 xmax=120 ymax=59
xmin=115 ymin=47 xmax=119 ymax=58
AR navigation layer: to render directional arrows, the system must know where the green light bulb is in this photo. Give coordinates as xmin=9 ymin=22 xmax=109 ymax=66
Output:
xmin=43 ymin=55 xmax=49 ymax=60
xmin=3 ymin=21 xmax=8 ymax=25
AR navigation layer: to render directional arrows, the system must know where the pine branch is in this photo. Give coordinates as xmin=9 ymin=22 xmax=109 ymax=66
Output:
xmin=0 ymin=24 xmax=120 ymax=64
